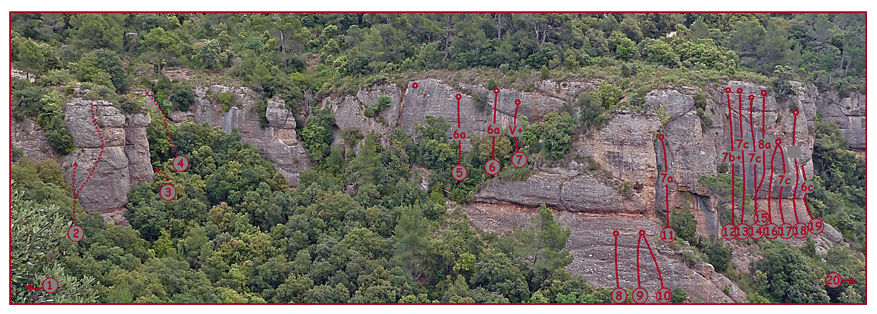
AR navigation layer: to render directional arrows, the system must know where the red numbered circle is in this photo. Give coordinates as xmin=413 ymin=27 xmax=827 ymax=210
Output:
xmin=160 ymin=183 xmax=177 ymax=201
xmin=633 ymin=288 xmax=649 ymax=303
xmin=825 ymin=272 xmax=842 ymax=289
xmin=808 ymin=218 xmax=824 ymax=235
xmin=754 ymin=211 xmax=770 ymax=226
xmin=612 ymin=288 xmax=627 ymax=303
xmin=736 ymin=224 xmax=752 ymax=240
xmin=452 ymin=165 xmax=468 ymax=181
xmin=750 ymin=223 xmax=765 ymax=240
xmin=656 ymin=287 xmax=672 ymax=304
xmin=484 ymin=159 xmax=501 ymax=176
xmin=794 ymin=223 xmax=809 ymax=239
xmin=765 ymin=224 xmax=780 ymax=239
xmin=660 ymin=227 xmax=676 ymax=244
xmin=67 ymin=225 xmax=84 ymax=242
xmin=42 ymin=277 xmax=59 ymax=294
xmin=511 ymin=152 xmax=528 ymax=168
xmin=721 ymin=224 xmax=736 ymax=240
xmin=779 ymin=223 xmax=794 ymax=239
xmin=172 ymin=155 xmax=189 ymax=172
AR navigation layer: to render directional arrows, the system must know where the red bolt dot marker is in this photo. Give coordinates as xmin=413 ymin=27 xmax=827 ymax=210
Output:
xmin=761 ymin=90 xmax=768 ymax=96
xmin=613 ymin=230 xmax=620 ymax=236
xmin=736 ymin=88 xmax=743 ymax=94
xmin=658 ymin=134 xmax=664 ymax=140
xmin=638 ymin=230 xmax=645 ymax=236
xmin=775 ymin=138 xmax=782 ymax=145
xmin=749 ymin=94 xmax=755 ymax=100
xmin=455 ymin=94 xmax=462 ymax=100
xmin=412 ymin=82 xmax=418 ymax=89
xmin=493 ymin=88 xmax=500 ymax=94
xmin=514 ymin=99 xmax=521 ymax=105
xmin=793 ymin=109 xmax=799 ymax=116
xmin=725 ymin=87 xmax=732 ymax=93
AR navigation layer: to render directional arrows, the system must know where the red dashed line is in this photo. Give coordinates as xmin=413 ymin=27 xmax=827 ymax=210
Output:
xmin=75 ymin=101 xmax=104 ymax=197
xmin=70 ymin=101 xmax=103 ymax=223
xmin=144 ymin=89 xmax=178 ymax=156
xmin=154 ymin=169 xmax=171 ymax=182
xmin=72 ymin=162 xmax=78 ymax=223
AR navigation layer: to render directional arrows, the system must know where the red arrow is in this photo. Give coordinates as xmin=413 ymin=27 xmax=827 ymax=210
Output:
xmin=26 ymin=284 xmax=43 ymax=291
xmin=841 ymin=278 xmax=858 ymax=285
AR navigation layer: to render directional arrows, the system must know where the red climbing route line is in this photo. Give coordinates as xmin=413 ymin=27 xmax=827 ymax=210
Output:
xmin=492 ymin=89 xmax=499 ymax=124
xmin=725 ymin=89 xmax=735 ymax=147
xmin=76 ymin=101 xmax=104 ymax=197
xmin=456 ymin=95 xmax=463 ymax=165
xmin=72 ymin=162 xmax=78 ymax=223
xmin=636 ymin=235 xmax=642 ymax=288
xmin=457 ymin=96 xmax=461 ymax=129
xmin=491 ymin=137 xmax=496 ymax=159
xmin=513 ymin=99 xmax=521 ymax=152
xmin=731 ymin=163 xmax=736 ymax=225
xmin=154 ymin=169 xmax=171 ymax=182
xmin=659 ymin=135 xmax=668 ymax=172
xmin=741 ymin=152 xmax=747 ymax=225
xmin=761 ymin=91 xmax=767 ymax=139
xmin=769 ymin=143 xmax=788 ymax=224
xmin=458 ymin=141 xmax=463 ymax=164
xmin=737 ymin=91 xmax=744 ymax=140
xmin=613 ymin=231 xmax=620 ymax=288
xmin=665 ymin=185 xmax=670 ymax=227
xmin=790 ymin=110 xmax=801 ymax=223
xmin=145 ymin=89 xmax=178 ymax=156
xmin=641 ymin=234 xmax=665 ymax=288
xmin=801 ymin=166 xmax=814 ymax=219
xmin=749 ymin=96 xmax=757 ymax=148
xmin=69 ymin=101 xmax=104 ymax=224
xmin=792 ymin=159 xmax=802 ymax=224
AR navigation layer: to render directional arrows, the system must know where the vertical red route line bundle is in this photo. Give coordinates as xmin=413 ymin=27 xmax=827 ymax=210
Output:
xmin=70 ymin=100 xmax=104 ymax=224
xmin=144 ymin=89 xmax=178 ymax=156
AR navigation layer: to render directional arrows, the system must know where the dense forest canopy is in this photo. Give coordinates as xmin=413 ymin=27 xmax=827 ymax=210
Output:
xmin=9 ymin=13 xmax=866 ymax=304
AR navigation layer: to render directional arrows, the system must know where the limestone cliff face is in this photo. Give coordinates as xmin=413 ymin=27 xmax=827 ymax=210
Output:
xmin=59 ymin=99 xmax=152 ymax=220
xmin=817 ymin=91 xmax=866 ymax=150
xmin=166 ymin=85 xmax=311 ymax=186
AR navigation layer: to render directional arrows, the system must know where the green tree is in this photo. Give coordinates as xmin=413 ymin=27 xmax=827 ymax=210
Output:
xmin=754 ymin=248 xmax=829 ymax=303
xmin=393 ymin=206 xmax=431 ymax=280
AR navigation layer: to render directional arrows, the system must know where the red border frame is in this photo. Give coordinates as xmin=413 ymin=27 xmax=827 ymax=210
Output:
xmin=8 ymin=11 xmax=867 ymax=305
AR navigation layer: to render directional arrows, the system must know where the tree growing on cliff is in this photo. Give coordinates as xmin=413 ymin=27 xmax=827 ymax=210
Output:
xmin=514 ymin=204 xmax=573 ymax=292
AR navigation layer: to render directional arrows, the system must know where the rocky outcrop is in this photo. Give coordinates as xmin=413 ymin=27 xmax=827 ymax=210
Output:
xmin=816 ymin=91 xmax=866 ymax=150
xmin=323 ymin=84 xmax=402 ymax=147
xmin=11 ymin=118 xmax=55 ymax=161
xmin=60 ymin=99 xmax=152 ymax=215
xmin=466 ymin=204 xmax=739 ymax=303
xmin=169 ymin=85 xmax=311 ymax=186
xmin=399 ymin=78 xmax=566 ymax=149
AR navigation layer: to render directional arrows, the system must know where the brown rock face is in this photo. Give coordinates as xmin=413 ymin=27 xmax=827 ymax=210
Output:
xmin=11 ymin=118 xmax=55 ymax=161
xmin=168 ymin=86 xmax=311 ymax=186
xmin=465 ymin=204 xmax=738 ymax=303
xmin=61 ymin=99 xmax=152 ymax=214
